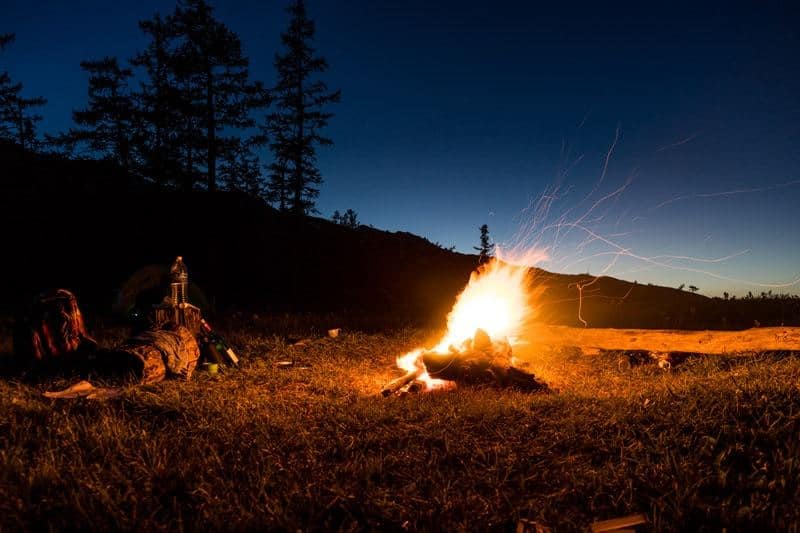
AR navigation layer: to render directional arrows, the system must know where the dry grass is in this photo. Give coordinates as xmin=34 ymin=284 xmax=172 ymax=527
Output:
xmin=1 ymin=321 xmax=800 ymax=531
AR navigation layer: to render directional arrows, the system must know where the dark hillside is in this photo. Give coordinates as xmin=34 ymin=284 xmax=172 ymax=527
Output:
xmin=2 ymin=142 xmax=797 ymax=329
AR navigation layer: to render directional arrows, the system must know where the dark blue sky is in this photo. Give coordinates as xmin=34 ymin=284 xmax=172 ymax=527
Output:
xmin=3 ymin=1 xmax=800 ymax=294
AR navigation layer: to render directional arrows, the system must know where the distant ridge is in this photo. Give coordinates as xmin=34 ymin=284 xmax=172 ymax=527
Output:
xmin=1 ymin=141 xmax=797 ymax=329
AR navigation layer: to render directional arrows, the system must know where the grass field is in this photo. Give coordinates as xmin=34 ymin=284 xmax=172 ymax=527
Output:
xmin=2 ymin=319 xmax=800 ymax=531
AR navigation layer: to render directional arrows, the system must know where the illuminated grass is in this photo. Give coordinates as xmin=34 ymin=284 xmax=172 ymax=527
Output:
xmin=1 ymin=323 xmax=799 ymax=530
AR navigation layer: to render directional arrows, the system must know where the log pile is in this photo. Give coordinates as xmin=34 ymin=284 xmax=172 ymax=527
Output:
xmin=381 ymin=368 xmax=423 ymax=397
xmin=382 ymin=329 xmax=548 ymax=396
xmin=422 ymin=329 xmax=546 ymax=390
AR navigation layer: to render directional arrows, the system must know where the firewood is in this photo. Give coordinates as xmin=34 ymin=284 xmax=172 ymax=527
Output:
xmin=407 ymin=380 xmax=426 ymax=393
xmin=531 ymin=325 xmax=800 ymax=355
xmin=590 ymin=513 xmax=646 ymax=532
xmin=422 ymin=350 xmax=547 ymax=391
xmin=381 ymin=368 xmax=423 ymax=397
xmin=501 ymin=366 xmax=549 ymax=391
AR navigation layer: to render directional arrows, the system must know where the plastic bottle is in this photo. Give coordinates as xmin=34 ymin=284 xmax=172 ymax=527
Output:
xmin=170 ymin=256 xmax=189 ymax=306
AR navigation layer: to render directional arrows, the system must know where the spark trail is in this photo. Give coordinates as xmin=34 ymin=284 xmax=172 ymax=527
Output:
xmin=494 ymin=126 xmax=800 ymax=326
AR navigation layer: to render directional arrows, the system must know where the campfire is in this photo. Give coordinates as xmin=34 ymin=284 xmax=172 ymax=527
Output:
xmin=383 ymin=258 xmax=547 ymax=396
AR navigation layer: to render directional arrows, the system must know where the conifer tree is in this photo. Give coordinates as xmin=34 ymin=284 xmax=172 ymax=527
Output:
xmin=219 ymin=137 xmax=263 ymax=195
xmin=474 ymin=224 xmax=495 ymax=262
xmin=0 ymin=33 xmax=12 ymax=51
xmin=131 ymin=14 xmax=186 ymax=187
xmin=168 ymin=0 xmax=265 ymax=192
xmin=56 ymin=57 xmax=135 ymax=170
xmin=267 ymin=0 xmax=340 ymax=214
xmin=341 ymin=208 xmax=358 ymax=228
xmin=133 ymin=3 xmax=265 ymax=191
xmin=0 ymin=33 xmax=15 ymax=139
xmin=331 ymin=208 xmax=358 ymax=228
xmin=0 ymin=33 xmax=47 ymax=152
xmin=264 ymin=116 xmax=290 ymax=210
xmin=3 ymin=89 xmax=46 ymax=153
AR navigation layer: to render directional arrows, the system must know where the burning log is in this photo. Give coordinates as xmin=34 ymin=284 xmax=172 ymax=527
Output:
xmin=590 ymin=513 xmax=647 ymax=532
xmin=422 ymin=330 xmax=547 ymax=391
xmin=382 ymin=329 xmax=548 ymax=396
xmin=381 ymin=367 xmax=423 ymax=397
xmin=423 ymin=349 xmax=546 ymax=389
xmin=531 ymin=325 xmax=800 ymax=355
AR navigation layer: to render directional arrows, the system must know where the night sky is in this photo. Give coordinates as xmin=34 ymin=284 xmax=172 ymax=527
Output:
xmin=3 ymin=1 xmax=799 ymax=295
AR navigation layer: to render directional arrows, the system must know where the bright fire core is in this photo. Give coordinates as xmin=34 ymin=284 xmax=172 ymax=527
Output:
xmin=396 ymin=258 xmax=533 ymax=386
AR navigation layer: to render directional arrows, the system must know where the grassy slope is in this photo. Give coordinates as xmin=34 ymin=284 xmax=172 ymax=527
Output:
xmin=2 ymin=322 xmax=800 ymax=531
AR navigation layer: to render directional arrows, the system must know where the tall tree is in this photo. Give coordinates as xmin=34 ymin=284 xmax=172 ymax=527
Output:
xmin=474 ymin=224 xmax=495 ymax=263
xmin=0 ymin=33 xmax=16 ymax=139
xmin=5 ymin=92 xmax=47 ymax=152
xmin=0 ymin=33 xmax=12 ymax=50
xmin=56 ymin=57 xmax=135 ymax=170
xmin=219 ymin=137 xmax=263 ymax=195
xmin=168 ymin=0 xmax=266 ymax=192
xmin=267 ymin=0 xmax=340 ymax=214
xmin=1 ymin=33 xmax=47 ymax=152
xmin=132 ymin=4 xmax=264 ymax=192
xmin=131 ymin=14 xmax=186 ymax=187
xmin=340 ymin=208 xmax=358 ymax=228
xmin=169 ymin=35 xmax=206 ymax=191
xmin=264 ymin=117 xmax=290 ymax=210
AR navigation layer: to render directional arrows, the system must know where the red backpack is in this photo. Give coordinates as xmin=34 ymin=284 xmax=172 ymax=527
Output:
xmin=14 ymin=289 xmax=97 ymax=362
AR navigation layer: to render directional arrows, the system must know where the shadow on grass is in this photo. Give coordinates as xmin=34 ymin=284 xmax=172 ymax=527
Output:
xmin=0 ymin=348 xmax=143 ymax=389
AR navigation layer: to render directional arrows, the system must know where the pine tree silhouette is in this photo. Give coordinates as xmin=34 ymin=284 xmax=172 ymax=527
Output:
xmin=53 ymin=57 xmax=135 ymax=170
xmin=0 ymin=33 xmax=47 ymax=153
xmin=168 ymin=0 xmax=266 ymax=192
xmin=264 ymin=118 xmax=291 ymax=210
xmin=266 ymin=0 xmax=340 ymax=214
xmin=0 ymin=33 xmax=16 ymax=140
xmin=219 ymin=137 xmax=263 ymax=195
xmin=474 ymin=224 xmax=495 ymax=263
xmin=4 ymin=92 xmax=46 ymax=154
xmin=132 ymin=14 xmax=188 ymax=187
xmin=132 ymin=3 xmax=265 ymax=191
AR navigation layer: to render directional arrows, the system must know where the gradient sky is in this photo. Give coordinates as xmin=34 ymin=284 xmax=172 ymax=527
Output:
xmin=3 ymin=1 xmax=800 ymax=295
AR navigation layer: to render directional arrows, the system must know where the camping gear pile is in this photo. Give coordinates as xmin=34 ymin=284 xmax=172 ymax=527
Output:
xmin=14 ymin=257 xmax=237 ymax=386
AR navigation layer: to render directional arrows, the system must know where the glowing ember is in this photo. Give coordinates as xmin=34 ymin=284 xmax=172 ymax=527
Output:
xmin=396 ymin=257 xmax=533 ymax=389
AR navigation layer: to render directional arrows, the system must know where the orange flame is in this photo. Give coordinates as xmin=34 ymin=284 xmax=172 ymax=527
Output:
xmin=396 ymin=257 xmax=534 ymax=389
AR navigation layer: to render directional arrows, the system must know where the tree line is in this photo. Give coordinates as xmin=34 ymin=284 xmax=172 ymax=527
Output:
xmin=0 ymin=0 xmax=339 ymax=216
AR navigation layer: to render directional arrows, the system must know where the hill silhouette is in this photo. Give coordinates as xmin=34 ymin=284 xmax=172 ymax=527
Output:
xmin=2 ymin=141 xmax=798 ymax=329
